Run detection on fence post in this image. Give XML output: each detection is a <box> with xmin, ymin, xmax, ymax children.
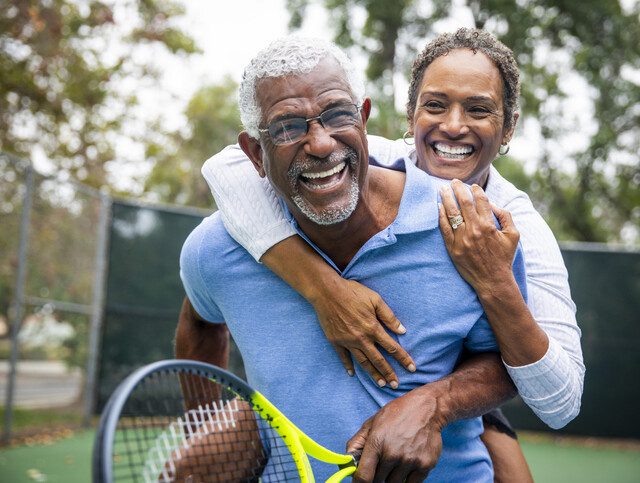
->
<box><xmin>2</xmin><ymin>162</ymin><xmax>34</xmax><ymax>444</ymax></box>
<box><xmin>82</xmin><ymin>192</ymin><xmax>111</xmax><ymax>426</ymax></box>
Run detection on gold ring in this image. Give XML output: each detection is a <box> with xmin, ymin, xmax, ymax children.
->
<box><xmin>448</xmin><ymin>214</ymin><xmax>464</xmax><ymax>230</ymax></box>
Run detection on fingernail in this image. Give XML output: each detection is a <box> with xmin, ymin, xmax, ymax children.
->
<box><xmin>347</xmin><ymin>369</ymin><xmax>354</xmax><ymax>377</ymax></box>
<box><xmin>408</xmin><ymin>363</ymin><xmax>416</xmax><ymax>372</ymax></box>
<box><xmin>397</xmin><ymin>323</ymin><xmax>406</xmax><ymax>334</ymax></box>
<box><xmin>390</xmin><ymin>380</ymin><xmax>398</xmax><ymax>389</ymax></box>
<box><xmin>377</xmin><ymin>378</ymin><xmax>386</xmax><ymax>387</ymax></box>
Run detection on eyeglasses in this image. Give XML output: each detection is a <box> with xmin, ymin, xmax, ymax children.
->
<box><xmin>259</xmin><ymin>103</ymin><xmax>362</xmax><ymax>146</ymax></box>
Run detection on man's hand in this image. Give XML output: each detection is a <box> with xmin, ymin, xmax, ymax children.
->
<box><xmin>311</xmin><ymin>278</ymin><xmax>416</xmax><ymax>388</ymax></box>
<box><xmin>346</xmin><ymin>385</ymin><xmax>445</xmax><ymax>482</ymax></box>
<box><xmin>346</xmin><ymin>353</ymin><xmax>517</xmax><ymax>482</ymax></box>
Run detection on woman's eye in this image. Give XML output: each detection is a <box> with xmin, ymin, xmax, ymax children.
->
<box><xmin>423</xmin><ymin>101</ymin><xmax>444</xmax><ymax>110</ymax></box>
<box><xmin>469</xmin><ymin>106</ymin><xmax>492</xmax><ymax>116</ymax></box>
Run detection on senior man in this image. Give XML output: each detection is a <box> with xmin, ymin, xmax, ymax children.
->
<box><xmin>177</xmin><ymin>36</ymin><xmax>528</xmax><ymax>482</ymax></box>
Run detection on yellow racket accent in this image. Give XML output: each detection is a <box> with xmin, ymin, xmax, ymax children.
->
<box><xmin>250</xmin><ymin>391</ymin><xmax>357</xmax><ymax>482</ymax></box>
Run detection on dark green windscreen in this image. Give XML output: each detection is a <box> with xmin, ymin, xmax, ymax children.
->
<box><xmin>96</xmin><ymin>201</ymin><xmax>246</xmax><ymax>412</ymax></box>
<box><xmin>502</xmin><ymin>246</ymin><xmax>640</xmax><ymax>439</ymax></box>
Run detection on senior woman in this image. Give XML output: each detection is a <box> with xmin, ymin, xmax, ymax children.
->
<box><xmin>200</xmin><ymin>29</ymin><xmax>584</xmax><ymax>480</ymax></box>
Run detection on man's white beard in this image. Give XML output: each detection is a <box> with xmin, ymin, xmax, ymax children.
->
<box><xmin>291</xmin><ymin>169</ymin><xmax>359</xmax><ymax>225</ymax></box>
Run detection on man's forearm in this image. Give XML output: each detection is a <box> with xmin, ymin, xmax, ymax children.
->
<box><xmin>175</xmin><ymin>297</ymin><xmax>230</xmax><ymax>411</ymax></box>
<box><xmin>175</xmin><ymin>297</ymin><xmax>230</xmax><ymax>369</ymax></box>
<box><xmin>424</xmin><ymin>352</ymin><xmax>516</xmax><ymax>428</ymax></box>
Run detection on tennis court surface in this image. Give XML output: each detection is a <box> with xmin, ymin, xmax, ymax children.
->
<box><xmin>1</xmin><ymin>430</ymin><xmax>639</xmax><ymax>482</ymax></box>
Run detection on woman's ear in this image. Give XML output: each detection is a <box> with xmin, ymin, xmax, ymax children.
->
<box><xmin>238</xmin><ymin>131</ymin><xmax>266</xmax><ymax>178</ymax></box>
<box><xmin>503</xmin><ymin>112</ymin><xmax>520</xmax><ymax>144</ymax></box>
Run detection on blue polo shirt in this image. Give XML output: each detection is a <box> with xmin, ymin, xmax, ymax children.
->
<box><xmin>180</xmin><ymin>158</ymin><xmax>528</xmax><ymax>481</ymax></box>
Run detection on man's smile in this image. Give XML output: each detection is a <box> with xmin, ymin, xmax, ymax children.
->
<box><xmin>299</xmin><ymin>161</ymin><xmax>347</xmax><ymax>190</ymax></box>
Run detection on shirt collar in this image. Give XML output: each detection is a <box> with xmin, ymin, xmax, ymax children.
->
<box><xmin>389</xmin><ymin>156</ymin><xmax>440</xmax><ymax>234</ymax></box>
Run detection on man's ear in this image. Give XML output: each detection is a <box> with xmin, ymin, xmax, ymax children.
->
<box><xmin>360</xmin><ymin>97</ymin><xmax>372</xmax><ymax>126</ymax></box>
<box><xmin>238</xmin><ymin>131</ymin><xmax>267</xmax><ymax>178</ymax></box>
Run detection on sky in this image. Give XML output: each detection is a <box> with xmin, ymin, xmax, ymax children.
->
<box><xmin>145</xmin><ymin>0</ymin><xmax>475</xmax><ymax>129</ymax></box>
<box><xmin>146</xmin><ymin>0</ymin><xmax>331</xmax><ymax>131</ymax></box>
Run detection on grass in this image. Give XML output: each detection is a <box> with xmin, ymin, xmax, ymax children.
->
<box><xmin>0</xmin><ymin>406</ymin><xmax>82</xmax><ymax>432</ymax></box>
<box><xmin>520</xmin><ymin>433</ymin><xmax>640</xmax><ymax>483</ymax></box>
<box><xmin>0</xmin><ymin>430</ymin><xmax>93</xmax><ymax>483</ymax></box>
<box><xmin>0</xmin><ymin>430</ymin><xmax>639</xmax><ymax>482</ymax></box>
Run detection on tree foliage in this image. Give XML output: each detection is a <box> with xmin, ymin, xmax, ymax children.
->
<box><xmin>286</xmin><ymin>0</ymin><xmax>640</xmax><ymax>243</ymax></box>
<box><xmin>143</xmin><ymin>76</ymin><xmax>241</xmax><ymax>208</ymax></box>
<box><xmin>0</xmin><ymin>0</ymin><xmax>197</xmax><ymax>189</ymax></box>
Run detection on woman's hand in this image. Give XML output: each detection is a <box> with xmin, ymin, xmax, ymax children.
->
<box><xmin>438</xmin><ymin>179</ymin><xmax>520</xmax><ymax>297</ymax></box>
<box><xmin>438</xmin><ymin>180</ymin><xmax>549</xmax><ymax>366</ymax></box>
<box><xmin>262</xmin><ymin>236</ymin><xmax>415</xmax><ymax>388</ymax></box>
<box><xmin>310</xmin><ymin>278</ymin><xmax>416</xmax><ymax>388</ymax></box>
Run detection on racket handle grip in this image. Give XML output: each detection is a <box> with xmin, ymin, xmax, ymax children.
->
<box><xmin>337</xmin><ymin>450</ymin><xmax>361</xmax><ymax>471</ymax></box>
<box><xmin>349</xmin><ymin>450</ymin><xmax>362</xmax><ymax>465</ymax></box>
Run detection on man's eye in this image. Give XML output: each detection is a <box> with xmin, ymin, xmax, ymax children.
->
<box><xmin>324</xmin><ymin>107</ymin><xmax>357</xmax><ymax>127</ymax></box>
<box><xmin>271</xmin><ymin>120</ymin><xmax>305</xmax><ymax>141</ymax></box>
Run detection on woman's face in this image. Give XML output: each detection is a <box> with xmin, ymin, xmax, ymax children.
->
<box><xmin>411</xmin><ymin>48</ymin><xmax>517</xmax><ymax>187</ymax></box>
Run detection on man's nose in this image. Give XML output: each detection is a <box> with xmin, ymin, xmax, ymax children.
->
<box><xmin>439</xmin><ymin>106</ymin><xmax>470</xmax><ymax>138</ymax></box>
<box><xmin>303</xmin><ymin>120</ymin><xmax>337</xmax><ymax>158</ymax></box>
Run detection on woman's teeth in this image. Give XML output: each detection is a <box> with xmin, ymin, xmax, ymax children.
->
<box><xmin>433</xmin><ymin>142</ymin><xmax>473</xmax><ymax>158</ymax></box>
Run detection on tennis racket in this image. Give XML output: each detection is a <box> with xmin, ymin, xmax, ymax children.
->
<box><xmin>93</xmin><ymin>359</ymin><xmax>359</xmax><ymax>482</ymax></box>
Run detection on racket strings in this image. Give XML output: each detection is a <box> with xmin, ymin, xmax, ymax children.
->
<box><xmin>110</xmin><ymin>368</ymin><xmax>300</xmax><ymax>482</ymax></box>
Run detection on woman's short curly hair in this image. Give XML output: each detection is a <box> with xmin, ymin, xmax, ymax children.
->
<box><xmin>406</xmin><ymin>28</ymin><xmax>520</xmax><ymax>131</ymax></box>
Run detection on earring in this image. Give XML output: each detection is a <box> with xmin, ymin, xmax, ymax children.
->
<box><xmin>499</xmin><ymin>143</ymin><xmax>510</xmax><ymax>155</ymax></box>
<box><xmin>403</xmin><ymin>131</ymin><xmax>415</xmax><ymax>146</ymax></box>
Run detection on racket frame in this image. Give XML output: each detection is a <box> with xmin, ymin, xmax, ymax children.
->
<box><xmin>94</xmin><ymin>359</ymin><xmax>357</xmax><ymax>483</ymax></box>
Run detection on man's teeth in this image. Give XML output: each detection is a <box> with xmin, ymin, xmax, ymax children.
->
<box><xmin>301</xmin><ymin>162</ymin><xmax>346</xmax><ymax>179</ymax></box>
<box><xmin>434</xmin><ymin>143</ymin><xmax>473</xmax><ymax>157</ymax></box>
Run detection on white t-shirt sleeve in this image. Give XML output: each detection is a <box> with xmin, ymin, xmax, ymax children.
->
<box><xmin>486</xmin><ymin>166</ymin><xmax>585</xmax><ymax>429</ymax></box>
<box><xmin>201</xmin><ymin>145</ymin><xmax>295</xmax><ymax>261</ymax></box>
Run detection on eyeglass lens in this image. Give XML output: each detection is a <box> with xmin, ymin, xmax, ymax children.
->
<box><xmin>268</xmin><ymin>104</ymin><xmax>360</xmax><ymax>145</ymax></box>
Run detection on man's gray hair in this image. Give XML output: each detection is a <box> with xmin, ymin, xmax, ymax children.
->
<box><xmin>238</xmin><ymin>36</ymin><xmax>365</xmax><ymax>139</ymax></box>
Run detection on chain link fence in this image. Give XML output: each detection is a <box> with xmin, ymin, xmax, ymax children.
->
<box><xmin>0</xmin><ymin>153</ymin><xmax>109</xmax><ymax>443</ymax></box>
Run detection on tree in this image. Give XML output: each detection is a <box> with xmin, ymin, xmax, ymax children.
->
<box><xmin>143</xmin><ymin>76</ymin><xmax>242</xmax><ymax>208</ymax></box>
<box><xmin>0</xmin><ymin>1</ymin><xmax>198</xmax><ymax>366</ymax></box>
<box><xmin>0</xmin><ymin>0</ymin><xmax>198</xmax><ymax>190</ymax></box>
<box><xmin>286</xmin><ymin>0</ymin><xmax>640</xmax><ymax>243</ymax></box>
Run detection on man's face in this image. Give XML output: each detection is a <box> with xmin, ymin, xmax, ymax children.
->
<box><xmin>247</xmin><ymin>57</ymin><xmax>370</xmax><ymax>226</ymax></box>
